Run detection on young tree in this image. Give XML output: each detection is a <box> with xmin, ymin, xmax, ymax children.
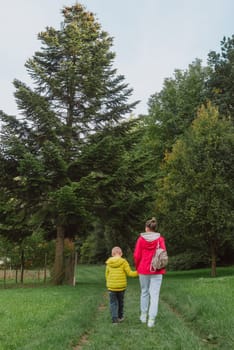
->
<box><xmin>156</xmin><ymin>103</ymin><xmax>234</xmax><ymax>276</ymax></box>
<box><xmin>0</xmin><ymin>4</ymin><xmax>138</xmax><ymax>284</ymax></box>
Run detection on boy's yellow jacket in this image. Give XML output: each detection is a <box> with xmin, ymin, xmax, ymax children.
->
<box><xmin>105</xmin><ymin>256</ymin><xmax>138</xmax><ymax>291</ymax></box>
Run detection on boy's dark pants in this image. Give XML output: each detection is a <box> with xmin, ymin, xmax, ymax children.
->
<box><xmin>109</xmin><ymin>290</ymin><xmax>125</xmax><ymax>322</ymax></box>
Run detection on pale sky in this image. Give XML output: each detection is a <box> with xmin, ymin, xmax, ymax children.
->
<box><xmin>0</xmin><ymin>0</ymin><xmax>233</xmax><ymax>117</ymax></box>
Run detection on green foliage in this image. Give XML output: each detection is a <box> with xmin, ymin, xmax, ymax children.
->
<box><xmin>147</xmin><ymin>59</ymin><xmax>209</xmax><ymax>154</ymax></box>
<box><xmin>48</xmin><ymin>184</ymin><xmax>86</xmax><ymax>226</ymax></box>
<box><xmin>0</xmin><ymin>4</ymin><xmax>233</xmax><ymax>277</ymax></box>
<box><xmin>156</xmin><ymin>103</ymin><xmax>234</xmax><ymax>273</ymax></box>
<box><xmin>0</xmin><ymin>233</ymin><xmax>55</xmax><ymax>271</ymax></box>
<box><xmin>0</xmin><ymin>3</ymin><xmax>139</xmax><ymax>275</ymax></box>
<box><xmin>207</xmin><ymin>35</ymin><xmax>234</xmax><ymax>121</ymax></box>
<box><xmin>168</xmin><ymin>251</ymin><xmax>209</xmax><ymax>271</ymax></box>
<box><xmin>79</xmin><ymin>233</ymin><xmax>106</xmax><ymax>264</ymax></box>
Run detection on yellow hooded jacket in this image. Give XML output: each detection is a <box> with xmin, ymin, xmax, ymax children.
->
<box><xmin>105</xmin><ymin>256</ymin><xmax>138</xmax><ymax>292</ymax></box>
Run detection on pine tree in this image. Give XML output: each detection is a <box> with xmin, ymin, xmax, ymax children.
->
<box><xmin>0</xmin><ymin>4</ymin><xmax>138</xmax><ymax>284</ymax></box>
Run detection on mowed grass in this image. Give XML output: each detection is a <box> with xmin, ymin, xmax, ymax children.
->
<box><xmin>160</xmin><ymin>268</ymin><xmax>234</xmax><ymax>349</ymax></box>
<box><xmin>0</xmin><ymin>266</ymin><xmax>106</xmax><ymax>350</ymax></box>
<box><xmin>0</xmin><ymin>265</ymin><xmax>233</xmax><ymax>350</ymax></box>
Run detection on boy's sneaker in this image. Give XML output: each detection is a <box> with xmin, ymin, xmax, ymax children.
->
<box><xmin>112</xmin><ymin>318</ymin><xmax>119</xmax><ymax>324</ymax></box>
<box><xmin>140</xmin><ymin>313</ymin><xmax>147</xmax><ymax>323</ymax></box>
<box><xmin>118</xmin><ymin>317</ymin><xmax>124</xmax><ymax>322</ymax></box>
<box><xmin>147</xmin><ymin>319</ymin><xmax>155</xmax><ymax>328</ymax></box>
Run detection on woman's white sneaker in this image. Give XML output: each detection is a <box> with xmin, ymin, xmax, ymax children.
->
<box><xmin>148</xmin><ymin>319</ymin><xmax>155</xmax><ymax>327</ymax></box>
<box><xmin>140</xmin><ymin>313</ymin><xmax>147</xmax><ymax>323</ymax></box>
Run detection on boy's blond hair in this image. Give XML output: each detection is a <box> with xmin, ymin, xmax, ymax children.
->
<box><xmin>111</xmin><ymin>246</ymin><xmax>123</xmax><ymax>256</ymax></box>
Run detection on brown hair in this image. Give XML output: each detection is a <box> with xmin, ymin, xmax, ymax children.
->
<box><xmin>145</xmin><ymin>217</ymin><xmax>157</xmax><ymax>231</ymax></box>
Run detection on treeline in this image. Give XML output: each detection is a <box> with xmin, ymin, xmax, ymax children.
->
<box><xmin>0</xmin><ymin>235</ymin><xmax>53</xmax><ymax>285</ymax></box>
<box><xmin>0</xmin><ymin>4</ymin><xmax>233</xmax><ymax>283</ymax></box>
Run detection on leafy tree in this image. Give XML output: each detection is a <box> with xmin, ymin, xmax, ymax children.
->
<box><xmin>127</xmin><ymin>60</ymin><xmax>210</xmax><ymax>230</ymax></box>
<box><xmin>156</xmin><ymin>103</ymin><xmax>234</xmax><ymax>276</ymax></box>
<box><xmin>207</xmin><ymin>35</ymin><xmax>234</xmax><ymax>121</ymax></box>
<box><xmin>0</xmin><ymin>4</ymin><xmax>138</xmax><ymax>284</ymax></box>
<box><xmin>147</xmin><ymin>59</ymin><xmax>209</xmax><ymax>157</ymax></box>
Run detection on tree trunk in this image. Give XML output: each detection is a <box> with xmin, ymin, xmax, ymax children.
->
<box><xmin>3</xmin><ymin>265</ymin><xmax>6</xmax><ymax>288</ymax></box>
<box><xmin>44</xmin><ymin>252</ymin><xmax>47</xmax><ymax>283</ymax></box>
<box><xmin>210</xmin><ymin>240</ymin><xmax>217</xmax><ymax>277</ymax></box>
<box><xmin>73</xmin><ymin>251</ymin><xmax>78</xmax><ymax>287</ymax></box>
<box><xmin>20</xmin><ymin>249</ymin><xmax>25</xmax><ymax>283</ymax></box>
<box><xmin>53</xmin><ymin>225</ymin><xmax>65</xmax><ymax>285</ymax></box>
<box><xmin>64</xmin><ymin>253</ymin><xmax>75</xmax><ymax>286</ymax></box>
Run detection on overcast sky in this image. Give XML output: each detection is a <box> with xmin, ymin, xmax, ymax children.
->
<box><xmin>0</xmin><ymin>0</ymin><xmax>233</xmax><ymax>117</ymax></box>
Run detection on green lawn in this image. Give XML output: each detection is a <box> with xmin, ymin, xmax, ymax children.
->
<box><xmin>0</xmin><ymin>265</ymin><xmax>233</xmax><ymax>350</ymax></box>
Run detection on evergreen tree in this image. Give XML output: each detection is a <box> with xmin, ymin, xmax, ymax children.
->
<box><xmin>0</xmin><ymin>4</ymin><xmax>138</xmax><ymax>284</ymax></box>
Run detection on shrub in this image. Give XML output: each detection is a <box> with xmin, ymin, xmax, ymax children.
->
<box><xmin>168</xmin><ymin>250</ymin><xmax>209</xmax><ymax>270</ymax></box>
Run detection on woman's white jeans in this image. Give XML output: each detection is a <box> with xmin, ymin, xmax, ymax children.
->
<box><xmin>139</xmin><ymin>274</ymin><xmax>163</xmax><ymax>320</ymax></box>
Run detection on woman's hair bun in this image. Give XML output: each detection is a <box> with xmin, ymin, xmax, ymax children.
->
<box><xmin>145</xmin><ymin>217</ymin><xmax>157</xmax><ymax>230</ymax></box>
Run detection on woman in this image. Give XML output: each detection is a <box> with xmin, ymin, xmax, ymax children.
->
<box><xmin>133</xmin><ymin>217</ymin><xmax>166</xmax><ymax>327</ymax></box>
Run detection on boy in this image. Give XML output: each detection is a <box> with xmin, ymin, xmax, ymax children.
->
<box><xmin>105</xmin><ymin>246</ymin><xmax>138</xmax><ymax>323</ymax></box>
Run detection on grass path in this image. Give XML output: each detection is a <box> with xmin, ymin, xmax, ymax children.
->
<box><xmin>74</xmin><ymin>284</ymin><xmax>210</xmax><ymax>350</ymax></box>
<box><xmin>74</xmin><ymin>281</ymin><xmax>209</xmax><ymax>350</ymax></box>
<box><xmin>72</xmin><ymin>266</ymin><xmax>234</xmax><ymax>350</ymax></box>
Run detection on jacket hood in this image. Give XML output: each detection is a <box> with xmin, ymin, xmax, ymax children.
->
<box><xmin>105</xmin><ymin>256</ymin><xmax>125</xmax><ymax>268</ymax></box>
<box><xmin>139</xmin><ymin>232</ymin><xmax>161</xmax><ymax>251</ymax></box>
<box><xmin>140</xmin><ymin>232</ymin><xmax>160</xmax><ymax>242</ymax></box>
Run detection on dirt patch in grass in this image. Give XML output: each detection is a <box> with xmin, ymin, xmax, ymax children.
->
<box><xmin>73</xmin><ymin>333</ymin><xmax>90</xmax><ymax>350</ymax></box>
<box><xmin>73</xmin><ymin>292</ymin><xmax>108</xmax><ymax>349</ymax></box>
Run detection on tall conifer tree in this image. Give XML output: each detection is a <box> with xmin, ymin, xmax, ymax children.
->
<box><xmin>0</xmin><ymin>4</ymin><xmax>138</xmax><ymax>284</ymax></box>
